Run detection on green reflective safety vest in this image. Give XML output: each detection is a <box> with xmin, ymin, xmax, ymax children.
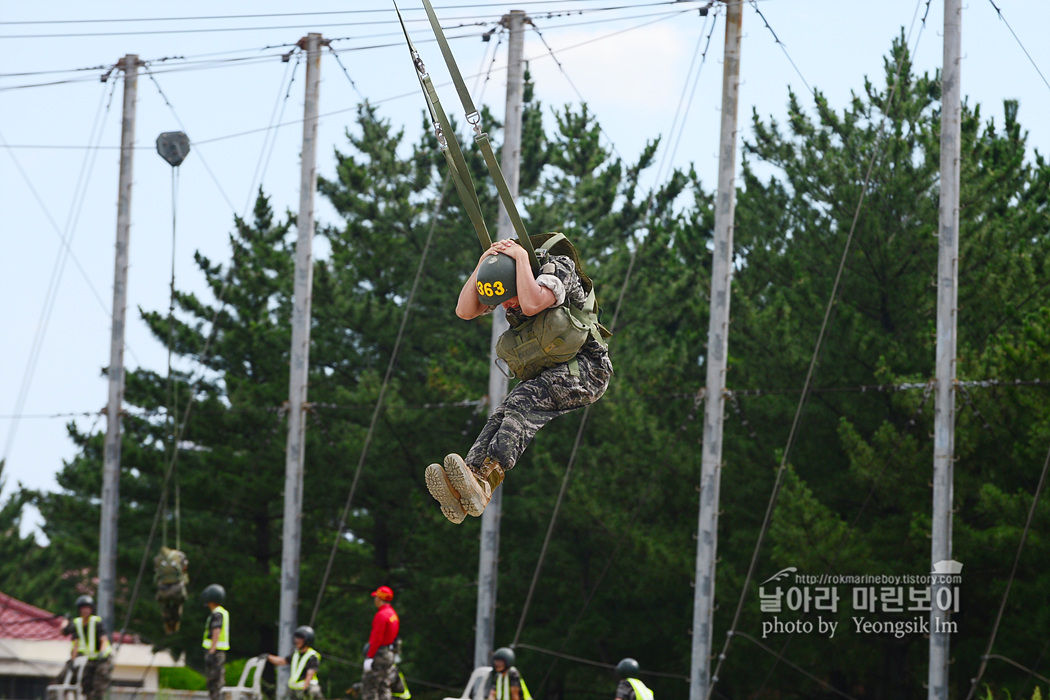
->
<box><xmin>391</xmin><ymin>670</ymin><xmax>411</xmax><ymax>699</ymax></box>
<box><xmin>289</xmin><ymin>648</ymin><xmax>321</xmax><ymax>690</ymax></box>
<box><xmin>73</xmin><ymin>616</ymin><xmax>110</xmax><ymax>660</ymax></box>
<box><xmin>201</xmin><ymin>606</ymin><xmax>230</xmax><ymax>650</ymax></box>
<box><xmin>626</xmin><ymin>678</ymin><xmax>654</xmax><ymax>700</ymax></box>
<box><xmin>493</xmin><ymin>668</ymin><xmax>532</xmax><ymax>700</ymax></box>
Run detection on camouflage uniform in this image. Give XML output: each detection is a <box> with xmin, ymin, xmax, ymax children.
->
<box><xmin>204</xmin><ymin>650</ymin><xmax>226</xmax><ymax>700</ymax></box>
<box><xmin>82</xmin><ymin>657</ymin><xmax>113</xmax><ymax>700</ymax></box>
<box><xmin>360</xmin><ymin>645</ymin><xmax>396</xmax><ymax>700</ymax></box>
<box><xmin>466</xmin><ymin>251</ymin><xmax>613</xmax><ymax>473</ymax></box>
<box><xmin>154</xmin><ymin>547</ymin><xmax>189</xmax><ymax>634</ymax></box>
<box><xmin>63</xmin><ymin>614</ymin><xmax>112</xmax><ymax>700</ymax></box>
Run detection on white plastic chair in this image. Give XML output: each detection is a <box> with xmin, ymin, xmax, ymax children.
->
<box><xmin>443</xmin><ymin>665</ymin><xmax>492</xmax><ymax>700</ymax></box>
<box><xmin>46</xmin><ymin>656</ymin><xmax>87</xmax><ymax>700</ymax></box>
<box><xmin>222</xmin><ymin>656</ymin><xmax>266</xmax><ymax>700</ymax></box>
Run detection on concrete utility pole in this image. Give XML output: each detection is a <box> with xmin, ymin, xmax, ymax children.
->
<box><xmin>98</xmin><ymin>54</ymin><xmax>138</xmax><ymax>635</ymax></box>
<box><xmin>929</xmin><ymin>1</ymin><xmax>961</xmax><ymax>698</ymax></box>
<box><xmin>278</xmin><ymin>32</ymin><xmax>322</xmax><ymax>700</ymax></box>
<box><xmin>690</xmin><ymin>3</ymin><xmax>742</xmax><ymax>700</ymax></box>
<box><xmin>474</xmin><ymin>9</ymin><xmax>526</xmax><ymax>669</ymax></box>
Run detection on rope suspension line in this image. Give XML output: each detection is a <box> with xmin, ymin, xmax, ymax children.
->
<box><xmin>394</xmin><ymin>0</ymin><xmax>540</xmax><ymax>270</ymax></box>
<box><xmin>0</xmin><ymin>76</ymin><xmax>120</xmax><ymax>474</ymax></box>
<box><xmin>308</xmin><ymin>175</ymin><xmax>452</xmax><ymax>626</ymax></box>
<box><xmin>510</xmin><ymin>3</ymin><xmax>718</xmax><ymax>652</ymax></box>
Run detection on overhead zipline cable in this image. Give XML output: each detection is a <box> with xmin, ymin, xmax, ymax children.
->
<box><xmin>0</xmin><ymin>2</ymin><xmax>704</xmax><ymax>26</ymax></box>
<box><xmin>963</xmin><ymin>439</ymin><xmax>1050</xmax><ymax>700</ymax></box>
<box><xmin>308</xmin><ymin>14</ymin><xmax>512</xmax><ymax>618</ymax></box>
<box><xmin>308</xmin><ymin>176</ymin><xmax>451</xmax><ymax>627</ymax></box>
<box><xmin>143</xmin><ymin>63</ymin><xmax>237</xmax><ymax>211</ymax></box>
<box><xmin>0</xmin><ymin>76</ymin><xmax>122</xmax><ymax>477</ymax></box>
<box><xmin>114</xmin><ymin>61</ymin><xmax>284</xmax><ymax>650</ymax></box>
<box><xmin>243</xmin><ymin>48</ymin><xmax>301</xmax><ymax>216</ymax></box>
<box><xmin>511</xmin><ymin>6</ymin><xmax>717</xmax><ymax>647</ymax></box>
<box><xmin>660</xmin><ymin>3</ymin><xmax>718</xmax><ymax>184</ymax></box>
<box><xmin>984</xmin><ymin>0</ymin><xmax>1050</xmax><ymax>94</ymax></box>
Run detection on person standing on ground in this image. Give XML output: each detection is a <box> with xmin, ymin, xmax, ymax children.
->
<box><xmin>613</xmin><ymin>658</ymin><xmax>653</xmax><ymax>700</ymax></box>
<box><xmin>361</xmin><ymin>586</ymin><xmax>400</xmax><ymax>700</ymax></box>
<box><xmin>201</xmin><ymin>584</ymin><xmax>230</xmax><ymax>700</ymax></box>
<box><xmin>485</xmin><ymin>647</ymin><xmax>531</xmax><ymax>700</ymax></box>
<box><xmin>267</xmin><ymin>625</ymin><xmax>323</xmax><ymax>699</ymax></box>
<box><xmin>64</xmin><ymin>594</ymin><xmax>112</xmax><ymax>700</ymax></box>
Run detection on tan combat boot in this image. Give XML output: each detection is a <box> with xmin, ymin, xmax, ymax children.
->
<box><xmin>441</xmin><ymin>454</ymin><xmax>505</xmax><ymax>517</ymax></box>
<box><xmin>424</xmin><ymin>461</ymin><xmax>467</xmax><ymax>524</ymax></box>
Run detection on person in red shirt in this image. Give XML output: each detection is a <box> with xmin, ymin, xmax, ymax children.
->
<box><xmin>361</xmin><ymin>586</ymin><xmax>400</xmax><ymax>700</ymax></box>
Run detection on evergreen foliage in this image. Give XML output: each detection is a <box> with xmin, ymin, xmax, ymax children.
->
<box><xmin>3</xmin><ymin>40</ymin><xmax>1050</xmax><ymax>700</ymax></box>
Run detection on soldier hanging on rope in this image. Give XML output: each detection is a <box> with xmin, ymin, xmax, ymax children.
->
<box><xmin>425</xmin><ymin>235</ymin><xmax>612</xmax><ymax>523</ymax></box>
<box><xmin>154</xmin><ymin>546</ymin><xmax>189</xmax><ymax>634</ymax></box>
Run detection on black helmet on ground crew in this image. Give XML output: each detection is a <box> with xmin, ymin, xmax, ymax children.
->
<box><xmin>294</xmin><ymin>625</ymin><xmax>315</xmax><ymax>646</ymax></box>
<box><xmin>490</xmin><ymin>647</ymin><xmax>515</xmax><ymax>668</ymax></box>
<box><xmin>476</xmin><ymin>253</ymin><xmax>517</xmax><ymax>305</ymax></box>
<box><xmin>75</xmin><ymin>595</ymin><xmax>94</xmax><ymax>612</ymax></box>
<box><xmin>616</xmin><ymin>658</ymin><xmax>640</xmax><ymax>679</ymax></box>
<box><xmin>201</xmin><ymin>584</ymin><xmax>226</xmax><ymax>604</ymax></box>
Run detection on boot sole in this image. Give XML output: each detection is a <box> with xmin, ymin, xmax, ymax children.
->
<box><xmin>443</xmin><ymin>454</ymin><xmax>487</xmax><ymax>517</ymax></box>
<box><xmin>424</xmin><ymin>463</ymin><xmax>466</xmax><ymax>524</ymax></box>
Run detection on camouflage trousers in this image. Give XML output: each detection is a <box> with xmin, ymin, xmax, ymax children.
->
<box><xmin>204</xmin><ymin>651</ymin><xmax>226</xmax><ymax>700</ymax></box>
<box><xmin>81</xmin><ymin>657</ymin><xmax>112</xmax><ymax>700</ymax></box>
<box><xmin>292</xmin><ymin>685</ymin><xmax>324</xmax><ymax>700</ymax></box>
<box><xmin>360</xmin><ymin>646</ymin><xmax>396</xmax><ymax>700</ymax></box>
<box><xmin>466</xmin><ymin>351</ymin><xmax>612</xmax><ymax>472</ymax></box>
<box><xmin>156</xmin><ymin>582</ymin><xmax>187</xmax><ymax>634</ymax></box>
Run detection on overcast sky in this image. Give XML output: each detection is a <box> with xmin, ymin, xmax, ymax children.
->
<box><xmin>2</xmin><ymin>0</ymin><xmax>1049</xmax><ymax>533</ymax></box>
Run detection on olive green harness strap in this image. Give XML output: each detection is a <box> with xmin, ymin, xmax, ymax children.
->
<box><xmin>394</xmin><ymin>1</ymin><xmax>491</xmax><ymax>250</ymax></box>
<box><xmin>398</xmin><ymin>0</ymin><xmax>539</xmax><ymax>272</ymax></box>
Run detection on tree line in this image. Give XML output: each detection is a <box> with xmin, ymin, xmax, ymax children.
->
<box><xmin>3</xmin><ymin>37</ymin><xmax>1050</xmax><ymax>700</ymax></box>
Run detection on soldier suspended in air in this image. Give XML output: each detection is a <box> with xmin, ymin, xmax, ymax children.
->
<box><xmin>426</xmin><ymin>235</ymin><xmax>612</xmax><ymax>523</ymax></box>
<box><xmin>154</xmin><ymin>546</ymin><xmax>189</xmax><ymax>634</ymax></box>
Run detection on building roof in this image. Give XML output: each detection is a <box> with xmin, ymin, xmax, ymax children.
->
<box><xmin>0</xmin><ymin>591</ymin><xmax>67</xmax><ymax>640</ymax></box>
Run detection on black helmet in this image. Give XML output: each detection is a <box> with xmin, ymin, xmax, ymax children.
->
<box><xmin>75</xmin><ymin>595</ymin><xmax>94</xmax><ymax>612</ymax></box>
<box><xmin>476</xmin><ymin>253</ymin><xmax>517</xmax><ymax>305</ymax></box>
<box><xmin>201</xmin><ymin>584</ymin><xmax>226</xmax><ymax>604</ymax></box>
<box><xmin>294</xmin><ymin>625</ymin><xmax>315</xmax><ymax>646</ymax></box>
<box><xmin>616</xmin><ymin>658</ymin><xmax>640</xmax><ymax>679</ymax></box>
<box><xmin>490</xmin><ymin>647</ymin><xmax>515</xmax><ymax>668</ymax></box>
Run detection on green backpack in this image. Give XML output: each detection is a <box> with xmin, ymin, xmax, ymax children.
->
<box><xmin>495</xmin><ymin>233</ymin><xmax>611</xmax><ymax>381</ymax></box>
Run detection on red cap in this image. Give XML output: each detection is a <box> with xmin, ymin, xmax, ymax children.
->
<box><xmin>371</xmin><ymin>586</ymin><xmax>394</xmax><ymax>601</ymax></box>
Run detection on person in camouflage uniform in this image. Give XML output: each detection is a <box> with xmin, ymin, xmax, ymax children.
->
<box><xmin>426</xmin><ymin>237</ymin><xmax>613</xmax><ymax>523</ymax></box>
<box><xmin>613</xmin><ymin>658</ymin><xmax>653</xmax><ymax>700</ymax></box>
<box><xmin>62</xmin><ymin>595</ymin><xmax>112</xmax><ymax>700</ymax></box>
<box><xmin>154</xmin><ymin>546</ymin><xmax>190</xmax><ymax>634</ymax></box>
<box><xmin>201</xmin><ymin>584</ymin><xmax>230</xmax><ymax>700</ymax></box>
